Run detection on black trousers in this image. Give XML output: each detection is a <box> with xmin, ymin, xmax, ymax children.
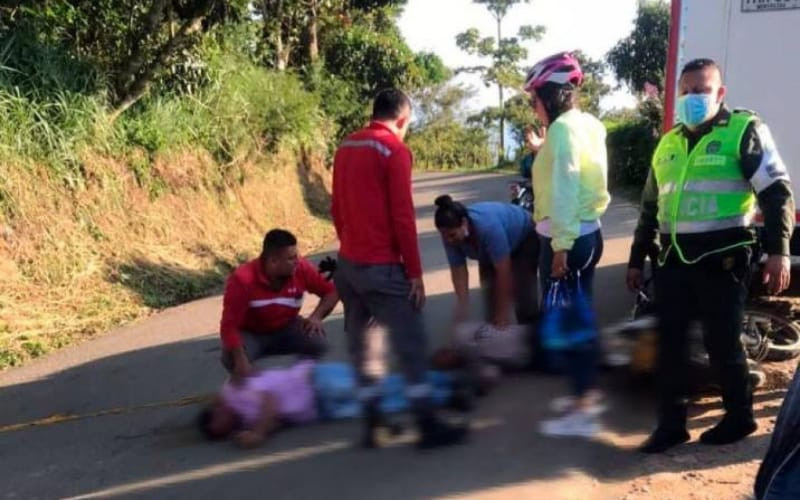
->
<box><xmin>655</xmin><ymin>248</ymin><xmax>753</xmax><ymax>430</ymax></box>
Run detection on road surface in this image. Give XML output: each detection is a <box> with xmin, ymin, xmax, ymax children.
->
<box><xmin>0</xmin><ymin>172</ymin><xmax>776</xmax><ymax>500</ymax></box>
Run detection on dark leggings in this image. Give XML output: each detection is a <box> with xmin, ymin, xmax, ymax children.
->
<box><xmin>539</xmin><ymin>229</ymin><xmax>603</xmax><ymax>397</ymax></box>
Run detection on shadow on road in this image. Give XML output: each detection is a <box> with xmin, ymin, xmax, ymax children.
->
<box><xmin>0</xmin><ymin>283</ymin><xmax>783</xmax><ymax>499</ymax></box>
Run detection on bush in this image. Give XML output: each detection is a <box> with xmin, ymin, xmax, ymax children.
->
<box><xmin>606</xmin><ymin>119</ymin><xmax>659</xmax><ymax>187</ymax></box>
<box><xmin>407</xmin><ymin>122</ymin><xmax>493</xmax><ymax>170</ymax></box>
<box><xmin>605</xmin><ymin>100</ymin><xmax>663</xmax><ymax>187</ymax></box>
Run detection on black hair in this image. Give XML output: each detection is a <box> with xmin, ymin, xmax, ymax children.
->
<box><xmin>535</xmin><ymin>82</ymin><xmax>577</xmax><ymax>124</ymax></box>
<box><xmin>434</xmin><ymin>195</ymin><xmax>469</xmax><ymax>230</ymax></box>
<box><xmin>372</xmin><ymin>88</ymin><xmax>411</xmax><ymax>121</ymax></box>
<box><xmin>197</xmin><ymin>403</ymin><xmax>242</xmax><ymax>441</ymax></box>
<box><xmin>261</xmin><ymin>229</ymin><xmax>297</xmax><ymax>259</ymax></box>
<box><xmin>680</xmin><ymin>58</ymin><xmax>721</xmax><ymax>77</ymax></box>
<box><xmin>197</xmin><ymin>406</ymin><xmax>223</xmax><ymax>441</ymax></box>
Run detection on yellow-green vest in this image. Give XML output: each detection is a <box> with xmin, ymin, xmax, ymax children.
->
<box><xmin>652</xmin><ymin>110</ymin><xmax>757</xmax><ymax>264</ymax></box>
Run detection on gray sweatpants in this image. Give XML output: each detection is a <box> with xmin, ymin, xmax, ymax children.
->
<box><xmin>220</xmin><ymin>318</ymin><xmax>327</xmax><ymax>372</ymax></box>
<box><xmin>334</xmin><ymin>257</ymin><xmax>431</xmax><ymax>410</ymax></box>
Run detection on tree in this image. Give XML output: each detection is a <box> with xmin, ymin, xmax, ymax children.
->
<box><xmin>456</xmin><ymin>0</ymin><xmax>545</xmax><ymax>163</ymax></box>
<box><xmin>606</xmin><ymin>0</ymin><xmax>670</xmax><ymax>93</ymax></box>
<box><xmin>573</xmin><ymin>50</ymin><xmax>611</xmax><ymax>116</ymax></box>
<box><xmin>0</xmin><ymin>0</ymin><xmax>250</xmax><ymax>118</ymax></box>
<box><xmin>254</xmin><ymin>0</ymin><xmax>406</xmax><ymax>71</ymax></box>
<box><xmin>407</xmin><ymin>84</ymin><xmax>493</xmax><ymax>170</ymax></box>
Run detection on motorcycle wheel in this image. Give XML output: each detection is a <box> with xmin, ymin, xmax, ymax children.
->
<box><xmin>742</xmin><ymin>306</ymin><xmax>800</xmax><ymax>362</ymax></box>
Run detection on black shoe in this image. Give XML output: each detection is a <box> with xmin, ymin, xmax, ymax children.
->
<box><xmin>639</xmin><ymin>427</ymin><xmax>691</xmax><ymax>454</ymax></box>
<box><xmin>700</xmin><ymin>415</ymin><xmax>757</xmax><ymax>445</ymax></box>
<box><xmin>416</xmin><ymin>414</ymin><xmax>469</xmax><ymax>449</ymax></box>
<box><xmin>361</xmin><ymin>409</ymin><xmax>404</xmax><ymax>449</ymax></box>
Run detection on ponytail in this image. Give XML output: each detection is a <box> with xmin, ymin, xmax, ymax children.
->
<box><xmin>434</xmin><ymin>195</ymin><xmax>468</xmax><ymax>230</ymax></box>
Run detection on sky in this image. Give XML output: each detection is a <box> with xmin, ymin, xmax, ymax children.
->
<box><xmin>398</xmin><ymin>0</ymin><xmax>641</xmax><ymax>112</ymax></box>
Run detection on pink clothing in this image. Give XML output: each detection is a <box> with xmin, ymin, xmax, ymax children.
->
<box><xmin>220</xmin><ymin>360</ymin><xmax>317</xmax><ymax>427</ymax></box>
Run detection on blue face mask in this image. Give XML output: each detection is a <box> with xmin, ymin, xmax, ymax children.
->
<box><xmin>677</xmin><ymin>93</ymin><xmax>717</xmax><ymax>128</ymax></box>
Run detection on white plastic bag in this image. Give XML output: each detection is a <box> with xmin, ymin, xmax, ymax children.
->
<box><xmin>454</xmin><ymin>321</ymin><xmax>529</xmax><ymax>368</ymax></box>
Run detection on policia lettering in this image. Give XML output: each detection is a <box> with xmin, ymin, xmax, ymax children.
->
<box><xmin>653</xmin><ymin>111</ymin><xmax>757</xmax><ymax>264</ymax></box>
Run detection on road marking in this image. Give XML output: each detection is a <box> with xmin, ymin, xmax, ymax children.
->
<box><xmin>64</xmin><ymin>441</ymin><xmax>351</xmax><ymax>499</ymax></box>
<box><xmin>0</xmin><ymin>395</ymin><xmax>210</xmax><ymax>433</ymax></box>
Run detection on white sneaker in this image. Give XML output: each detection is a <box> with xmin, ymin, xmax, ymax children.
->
<box><xmin>549</xmin><ymin>394</ymin><xmax>607</xmax><ymax>416</ymax></box>
<box><xmin>539</xmin><ymin>411</ymin><xmax>600</xmax><ymax>438</ymax></box>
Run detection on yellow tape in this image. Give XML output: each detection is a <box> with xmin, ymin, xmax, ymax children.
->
<box><xmin>0</xmin><ymin>394</ymin><xmax>211</xmax><ymax>433</ymax></box>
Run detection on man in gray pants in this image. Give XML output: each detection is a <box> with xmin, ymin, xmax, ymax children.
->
<box><xmin>331</xmin><ymin>89</ymin><xmax>467</xmax><ymax>449</ymax></box>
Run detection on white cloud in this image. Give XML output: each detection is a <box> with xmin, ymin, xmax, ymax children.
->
<box><xmin>398</xmin><ymin>0</ymin><xmax>640</xmax><ymax>112</ymax></box>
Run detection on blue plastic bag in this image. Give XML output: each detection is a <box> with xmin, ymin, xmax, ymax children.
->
<box><xmin>540</xmin><ymin>274</ymin><xmax>597</xmax><ymax>351</ymax></box>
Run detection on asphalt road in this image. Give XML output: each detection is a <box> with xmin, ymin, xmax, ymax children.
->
<box><xmin>1</xmin><ymin>172</ymin><xmax>760</xmax><ymax>500</ymax></box>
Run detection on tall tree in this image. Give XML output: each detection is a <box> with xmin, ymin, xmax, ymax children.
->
<box><xmin>456</xmin><ymin>0</ymin><xmax>544</xmax><ymax>163</ymax></box>
<box><xmin>606</xmin><ymin>0</ymin><xmax>669</xmax><ymax>93</ymax></box>
<box><xmin>573</xmin><ymin>50</ymin><xmax>611</xmax><ymax>116</ymax></box>
<box><xmin>0</xmin><ymin>0</ymin><xmax>250</xmax><ymax>117</ymax></box>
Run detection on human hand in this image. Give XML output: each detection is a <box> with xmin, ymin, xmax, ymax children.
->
<box><xmin>302</xmin><ymin>316</ymin><xmax>326</xmax><ymax>337</ymax></box>
<box><xmin>626</xmin><ymin>268</ymin><xmax>644</xmax><ymax>293</ymax></box>
<box><xmin>524</xmin><ymin>126</ymin><xmax>546</xmax><ymax>152</ymax></box>
<box><xmin>551</xmin><ymin>251</ymin><xmax>568</xmax><ymax>278</ymax></box>
<box><xmin>762</xmin><ymin>255</ymin><xmax>791</xmax><ymax>295</ymax></box>
<box><xmin>232</xmin><ymin>351</ymin><xmax>252</xmax><ymax>386</ymax></box>
<box><xmin>234</xmin><ymin>430</ymin><xmax>264</xmax><ymax>449</ymax></box>
<box><xmin>409</xmin><ymin>278</ymin><xmax>426</xmax><ymax>310</ymax></box>
<box><xmin>492</xmin><ymin>314</ymin><xmax>511</xmax><ymax>330</ymax></box>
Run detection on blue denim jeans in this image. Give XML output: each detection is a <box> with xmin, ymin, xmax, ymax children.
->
<box><xmin>538</xmin><ymin>229</ymin><xmax>603</xmax><ymax>397</ymax></box>
<box><xmin>756</xmin><ymin>363</ymin><xmax>800</xmax><ymax>499</ymax></box>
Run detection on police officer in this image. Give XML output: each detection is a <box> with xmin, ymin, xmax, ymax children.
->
<box><xmin>627</xmin><ymin>58</ymin><xmax>795</xmax><ymax>453</ymax></box>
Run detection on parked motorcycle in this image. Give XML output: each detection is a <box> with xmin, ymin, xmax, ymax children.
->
<box><xmin>510</xmin><ymin>179</ymin><xmax>533</xmax><ymax>212</ymax></box>
<box><xmin>604</xmin><ymin>274</ymin><xmax>800</xmax><ymax>388</ymax></box>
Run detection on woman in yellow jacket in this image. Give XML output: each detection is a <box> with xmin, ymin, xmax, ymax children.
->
<box><xmin>524</xmin><ymin>52</ymin><xmax>611</xmax><ymax>438</ymax></box>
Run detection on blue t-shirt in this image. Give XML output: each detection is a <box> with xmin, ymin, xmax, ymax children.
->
<box><xmin>444</xmin><ymin>202</ymin><xmax>534</xmax><ymax>267</ymax></box>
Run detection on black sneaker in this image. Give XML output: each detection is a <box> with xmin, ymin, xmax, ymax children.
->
<box><xmin>416</xmin><ymin>414</ymin><xmax>469</xmax><ymax>449</ymax></box>
<box><xmin>639</xmin><ymin>427</ymin><xmax>691</xmax><ymax>454</ymax></box>
<box><xmin>361</xmin><ymin>408</ymin><xmax>405</xmax><ymax>449</ymax></box>
<box><xmin>700</xmin><ymin>415</ymin><xmax>757</xmax><ymax>445</ymax></box>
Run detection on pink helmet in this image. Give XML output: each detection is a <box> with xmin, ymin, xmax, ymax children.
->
<box><xmin>524</xmin><ymin>52</ymin><xmax>583</xmax><ymax>92</ymax></box>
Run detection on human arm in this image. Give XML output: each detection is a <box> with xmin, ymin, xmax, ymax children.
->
<box><xmin>234</xmin><ymin>393</ymin><xmax>280</xmax><ymax>448</ymax></box>
<box><xmin>481</xmin><ymin>223</ymin><xmax>514</xmax><ymax>327</ymax></box>
<box><xmin>740</xmin><ymin>121</ymin><xmax>794</xmax><ymax>294</ymax></box>
<box><xmin>386</xmin><ymin>147</ymin><xmax>423</xmax><ymax>280</ymax></box>
<box><xmin>300</xmin><ymin>259</ymin><xmax>340</xmax><ymax>335</ymax></box>
<box><xmin>450</xmin><ymin>264</ymin><xmax>470</xmax><ymax>322</ymax></box>
<box><xmin>548</xmin><ymin>123</ymin><xmax>581</xmax><ymax>253</ymax></box>
<box><xmin>220</xmin><ymin>275</ymin><xmax>253</xmax><ymax>380</ymax></box>
<box><xmin>627</xmin><ymin>169</ymin><xmax>661</xmax><ymax>291</ymax></box>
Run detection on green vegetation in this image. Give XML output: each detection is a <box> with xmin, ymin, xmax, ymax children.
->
<box><xmin>604</xmin><ymin>0</ymin><xmax>670</xmax><ymax>187</ymax></box>
<box><xmin>0</xmin><ymin>0</ymin><xmax>457</xmax><ymax>368</ymax></box>
<box><xmin>0</xmin><ymin>0</ymin><xmax>670</xmax><ymax>367</ymax></box>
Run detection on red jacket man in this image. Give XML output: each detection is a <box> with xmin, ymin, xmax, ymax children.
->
<box><xmin>331</xmin><ymin>88</ymin><xmax>467</xmax><ymax>449</ymax></box>
<box><xmin>219</xmin><ymin>229</ymin><xmax>338</xmax><ymax>381</ymax></box>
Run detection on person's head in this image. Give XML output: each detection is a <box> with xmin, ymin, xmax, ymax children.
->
<box><xmin>524</xmin><ymin>52</ymin><xmax>583</xmax><ymax>125</ymax></box>
<box><xmin>261</xmin><ymin>229</ymin><xmax>299</xmax><ymax>280</ymax></box>
<box><xmin>372</xmin><ymin>88</ymin><xmax>412</xmax><ymax>141</ymax></box>
<box><xmin>677</xmin><ymin>58</ymin><xmax>726</xmax><ymax>130</ymax></box>
<box><xmin>434</xmin><ymin>195</ymin><xmax>469</xmax><ymax>245</ymax></box>
<box><xmin>197</xmin><ymin>398</ymin><xmax>240</xmax><ymax>441</ymax></box>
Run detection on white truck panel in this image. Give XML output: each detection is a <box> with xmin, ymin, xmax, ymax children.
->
<box><xmin>675</xmin><ymin>0</ymin><xmax>800</xmax><ymax>212</ymax></box>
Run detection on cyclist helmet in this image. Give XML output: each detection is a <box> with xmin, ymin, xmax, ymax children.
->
<box><xmin>524</xmin><ymin>52</ymin><xmax>583</xmax><ymax>92</ymax></box>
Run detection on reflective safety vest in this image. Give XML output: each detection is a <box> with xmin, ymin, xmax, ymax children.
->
<box><xmin>652</xmin><ymin>110</ymin><xmax>757</xmax><ymax>264</ymax></box>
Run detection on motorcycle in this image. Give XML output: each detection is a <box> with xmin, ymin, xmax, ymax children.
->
<box><xmin>510</xmin><ymin>179</ymin><xmax>534</xmax><ymax>212</ymax></box>
<box><xmin>604</xmin><ymin>272</ymin><xmax>800</xmax><ymax>388</ymax></box>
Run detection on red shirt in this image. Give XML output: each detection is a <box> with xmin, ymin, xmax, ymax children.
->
<box><xmin>331</xmin><ymin>122</ymin><xmax>423</xmax><ymax>278</ymax></box>
<box><xmin>219</xmin><ymin>258</ymin><xmax>335</xmax><ymax>350</ymax></box>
